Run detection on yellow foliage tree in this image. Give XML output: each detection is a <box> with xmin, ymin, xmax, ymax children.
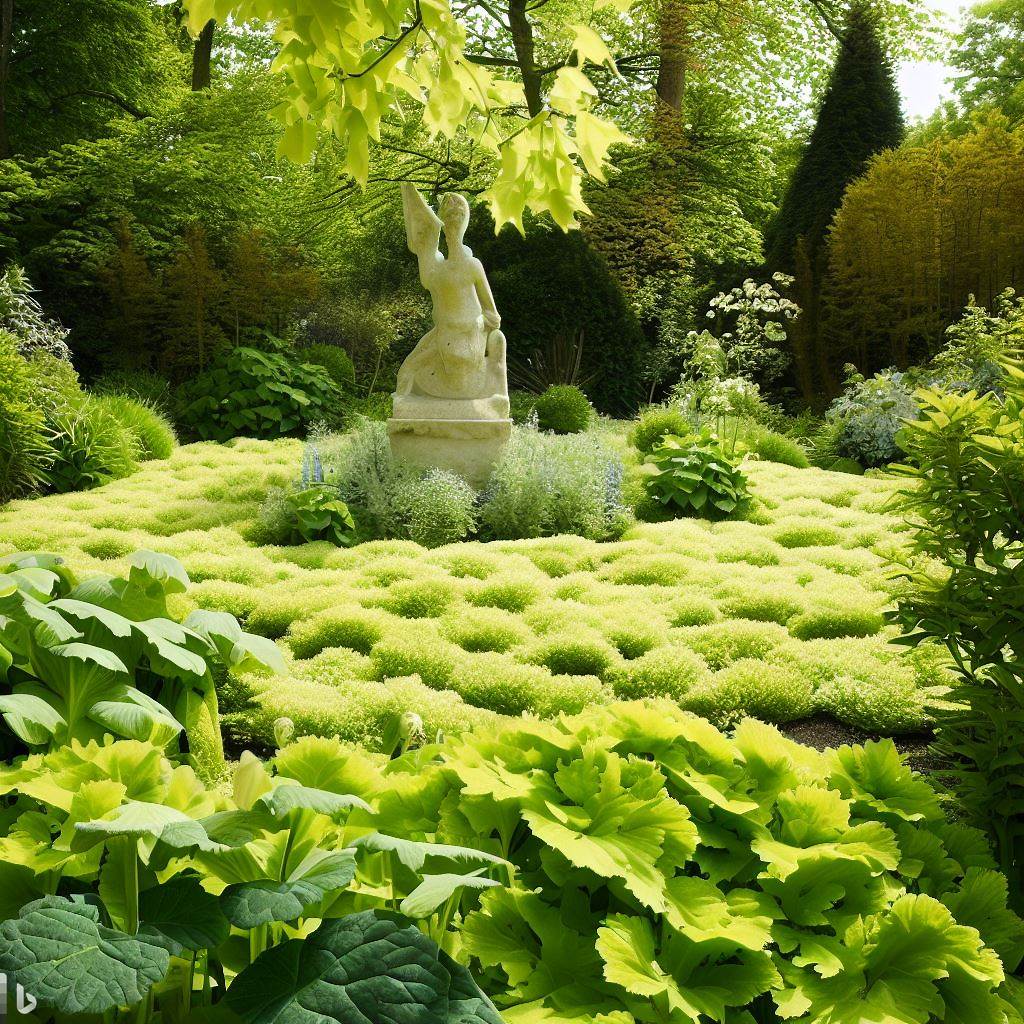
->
<box><xmin>826</xmin><ymin>115</ymin><xmax>1024</xmax><ymax>372</ymax></box>
<box><xmin>181</xmin><ymin>0</ymin><xmax>631</xmax><ymax>231</ymax></box>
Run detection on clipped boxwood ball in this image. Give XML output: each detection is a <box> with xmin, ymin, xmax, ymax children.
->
<box><xmin>534</xmin><ymin>385</ymin><xmax>593</xmax><ymax>434</ymax></box>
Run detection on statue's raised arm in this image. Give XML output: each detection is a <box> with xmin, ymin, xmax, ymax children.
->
<box><xmin>401</xmin><ymin>182</ymin><xmax>442</xmax><ymax>262</ymax></box>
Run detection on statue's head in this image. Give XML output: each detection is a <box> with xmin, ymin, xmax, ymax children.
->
<box><xmin>439</xmin><ymin>192</ymin><xmax>470</xmax><ymax>242</ymax></box>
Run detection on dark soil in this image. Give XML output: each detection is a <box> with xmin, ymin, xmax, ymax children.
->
<box><xmin>780</xmin><ymin>714</ymin><xmax>940</xmax><ymax>774</ymax></box>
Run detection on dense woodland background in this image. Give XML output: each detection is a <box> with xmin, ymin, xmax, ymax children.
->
<box><xmin>1</xmin><ymin>0</ymin><xmax>1023</xmax><ymax>412</ymax></box>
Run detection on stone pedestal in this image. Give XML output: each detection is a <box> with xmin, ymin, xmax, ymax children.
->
<box><xmin>388</xmin><ymin>416</ymin><xmax>511</xmax><ymax>487</ymax></box>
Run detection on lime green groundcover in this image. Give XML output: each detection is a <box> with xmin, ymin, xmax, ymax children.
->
<box><xmin>0</xmin><ymin>439</ymin><xmax>947</xmax><ymax>750</ymax></box>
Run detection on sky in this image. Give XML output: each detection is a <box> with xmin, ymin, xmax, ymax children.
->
<box><xmin>897</xmin><ymin>0</ymin><xmax>966</xmax><ymax>119</ymax></box>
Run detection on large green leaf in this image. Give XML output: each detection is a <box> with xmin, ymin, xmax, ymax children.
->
<box><xmin>139</xmin><ymin>875</ymin><xmax>230</xmax><ymax>956</ymax></box>
<box><xmin>828</xmin><ymin>741</ymin><xmax>942</xmax><ymax>824</ymax></box>
<box><xmin>74</xmin><ymin>799</ymin><xmax>197</xmax><ymax>847</ymax></box>
<box><xmin>184</xmin><ymin>609</ymin><xmax>287</xmax><ymax>674</ymax></box>
<box><xmin>520</xmin><ymin>744</ymin><xmax>695</xmax><ymax>911</ymax></box>
<box><xmin>87</xmin><ymin>684</ymin><xmax>183</xmax><ymax>744</ymax></box>
<box><xmin>133</xmin><ymin>618</ymin><xmax>209</xmax><ymax>679</ymax></box>
<box><xmin>226</xmin><ymin>909</ymin><xmax>489</xmax><ymax>1024</ymax></box>
<box><xmin>461</xmin><ymin>887</ymin><xmax>604</xmax><ymax>1006</ymax></box>
<box><xmin>220</xmin><ymin>848</ymin><xmax>357</xmax><ymax>927</ymax></box>
<box><xmin>0</xmin><ymin>691</ymin><xmax>65</xmax><ymax>745</ymax></box>
<box><xmin>0</xmin><ymin>896</ymin><xmax>168</xmax><ymax>1015</ymax></box>
<box><xmin>129</xmin><ymin>550</ymin><xmax>190</xmax><ymax>596</ymax></box>
<box><xmin>400</xmin><ymin>871</ymin><xmax>502</xmax><ymax>919</ymax></box>
<box><xmin>258</xmin><ymin>783</ymin><xmax>372</xmax><ymax>818</ymax></box>
<box><xmin>350</xmin><ymin>832</ymin><xmax>508</xmax><ymax>873</ymax></box>
<box><xmin>940</xmin><ymin>868</ymin><xmax>1024</xmax><ymax>972</ymax></box>
<box><xmin>441</xmin><ymin>951</ymin><xmax>505</xmax><ymax>1024</ymax></box>
<box><xmin>597</xmin><ymin>913</ymin><xmax>778</xmax><ymax>1023</ymax></box>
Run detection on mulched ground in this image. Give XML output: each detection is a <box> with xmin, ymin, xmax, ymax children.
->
<box><xmin>781</xmin><ymin>714</ymin><xmax>940</xmax><ymax>774</ymax></box>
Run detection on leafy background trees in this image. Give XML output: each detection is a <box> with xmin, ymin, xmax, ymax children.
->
<box><xmin>0</xmin><ymin>0</ymin><xmax>1017</xmax><ymax>413</ymax></box>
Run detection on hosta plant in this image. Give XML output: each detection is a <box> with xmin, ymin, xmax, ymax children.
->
<box><xmin>373</xmin><ymin>701</ymin><xmax>1024</xmax><ymax>1024</ymax></box>
<box><xmin>280</xmin><ymin>485</ymin><xmax>357</xmax><ymax>546</ymax></box>
<box><xmin>0</xmin><ymin>550</ymin><xmax>283</xmax><ymax>777</ymax></box>
<box><xmin>0</xmin><ymin>734</ymin><xmax>506</xmax><ymax>1023</ymax></box>
<box><xmin>643</xmin><ymin>430</ymin><xmax>749</xmax><ymax>518</ymax></box>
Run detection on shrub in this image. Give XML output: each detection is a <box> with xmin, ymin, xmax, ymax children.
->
<box><xmin>687</xmin><ymin>660</ymin><xmax>815</xmax><ymax>725</ymax></box>
<box><xmin>402</xmin><ymin>469</ymin><xmax>478</xmax><ymax>548</ymax></box>
<box><xmin>442</xmin><ymin>607</ymin><xmax>529</xmax><ymax>653</ymax></box>
<box><xmin>0</xmin><ymin>264</ymin><xmax>70</xmax><ymax>359</ymax></box>
<box><xmin>607</xmin><ymin>644</ymin><xmax>709</xmax><ymax>700</ymax></box>
<box><xmin>825</xmin><ymin>369</ymin><xmax>919</xmax><ymax>467</ymax></box>
<box><xmin>773</xmin><ymin>520</ymin><xmax>842</xmax><ymax>548</ymax></box>
<box><xmin>302</xmin><ymin>343</ymin><xmax>356</xmax><ymax>391</ymax></box>
<box><xmin>892</xmin><ymin>377</ymin><xmax>1024</xmax><ymax>902</ymax></box>
<box><xmin>818</xmin><ymin>671</ymin><xmax>927</xmax><ymax>733</ymax></box>
<box><xmin>320</xmin><ymin>421</ymin><xmax>418</xmax><ymax>540</ymax></box>
<box><xmin>91</xmin><ymin>393</ymin><xmax>177</xmax><ymax>460</ymax></box>
<box><xmin>92</xmin><ymin>369</ymin><xmax>175</xmax><ymax>415</ymax></box>
<box><xmin>629</xmin><ymin>405</ymin><xmax>692</xmax><ymax>455</ymax></box>
<box><xmin>181</xmin><ymin>346</ymin><xmax>338</xmax><ymax>441</ymax></box>
<box><xmin>684</xmin><ymin>620</ymin><xmax>788</xmax><ymax>669</ymax></box>
<box><xmin>508</xmin><ymin>390</ymin><xmax>537</xmax><ymax>424</ymax></box>
<box><xmin>929</xmin><ymin>290</ymin><xmax>1023</xmax><ymax>395</ymax></box>
<box><xmin>788</xmin><ymin>605</ymin><xmax>884</xmax><ymax>640</ymax></box>
<box><xmin>466</xmin><ymin>575</ymin><xmax>541</xmax><ymax>612</ymax></box>
<box><xmin>370</xmin><ymin>634</ymin><xmax>459</xmax><ymax>688</ymax></box>
<box><xmin>721</xmin><ymin>588</ymin><xmax>804</xmax><ymax>625</ymax></box>
<box><xmin>642</xmin><ymin>430</ymin><xmax>749</xmax><ymax>519</ymax></box>
<box><xmin>667</xmin><ymin>594</ymin><xmax>719</xmax><ymax>626</ymax></box>
<box><xmin>287</xmin><ymin>608</ymin><xmax>386</xmax><ymax>659</ymax></box>
<box><xmin>603</xmin><ymin>616</ymin><xmax>666</xmax><ymax>659</ymax></box>
<box><xmin>744</xmin><ymin>424</ymin><xmax>810</xmax><ymax>467</ymax></box>
<box><xmin>465</xmin><ymin>215</ymin><xmax>648</xmax><ymax>412</ymax></box>
<box><xmin>376</xmin><ymin>578</ymin><xmax>457</xmax><ymax>618</ymax></box>
<box><xmin>533</xmin><ymin>384</ymin><xmax>593</xmax><ymax>433</ymax></box>
<box><xmin>479</xmin><ymin>427</ymin><xmax>627</xmax><ymax>541</ymax></box>
<box><xmin>0</xmin><ymin>332</ymin><xmax>49</xmax><ymax>501</ymax></box>
<box><xmin>521</xmin><ymin>631</ymin><xmax>620</xmax><ymax>678</ymax></box>
<box><xmin>44</xmin><ymin>396</ymin><xmax>140</xmax><ymax>493</ymax></box>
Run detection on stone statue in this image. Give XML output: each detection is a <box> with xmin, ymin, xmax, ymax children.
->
<box><xmin>388</xmin><ymin>184</ymin><xmax>512</xmax><ymax>484</ymax></box>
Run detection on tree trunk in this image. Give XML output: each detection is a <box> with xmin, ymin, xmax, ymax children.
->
<box><xmin>507</xmin><ymin>0</ymin><xmax>542</xmax><ymax>117</ymax></box>
<box><xmin>191</xmin><ymin>18</ymin><xmax>215</xmax><ymax>91</ymax></box>
<box><xmin>655</xmin><ymin>0</ymin><xmax>688</xmax><ymax>112</ymax></box>
<box><xmin>0</xmin><ymin>0</ymin><xmax>12</xmax><ymax>159</ymax></box>
<box><xmin>652</xmin><ymin>0</ymin><xmax>689</xmax><ymax>150</ymax></box>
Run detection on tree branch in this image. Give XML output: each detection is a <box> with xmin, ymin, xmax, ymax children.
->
<box><xmin>805</xmin><ymin>0</ymin><xmax>848</xmax><ymax>47</ymax></box>
<box><xmin>48</xmin><ymin>90</ymin><xmax>148</xmax><ymax>119</ymax></box>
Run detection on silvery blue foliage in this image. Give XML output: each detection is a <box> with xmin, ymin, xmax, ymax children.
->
<box><xmin>826</xmin><ymin>369</ymin><xmax>920</xmax><ymax>467</ymax></box>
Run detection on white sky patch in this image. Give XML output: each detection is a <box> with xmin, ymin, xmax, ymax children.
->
<box><xmin>898</xmin><ymin>0</ymin><xmax>968</xmax><ymax>119</ymax></box>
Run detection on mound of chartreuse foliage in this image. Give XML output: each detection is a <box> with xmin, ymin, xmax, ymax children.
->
<box><xmin>0</xmin><ymin>439</ymin><xmax>949</xmax><ymax>746</ymax></box>
<box><xmin>2</xmin><ymin>703</ymin><xmax>1019</xmax><ymax>1024</ymax></box>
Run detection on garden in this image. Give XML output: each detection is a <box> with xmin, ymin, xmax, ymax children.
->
<box><xmin>1</xmin><ymin>0</ymin><xmax>1023</xmax><ymax>1021</ymax></box>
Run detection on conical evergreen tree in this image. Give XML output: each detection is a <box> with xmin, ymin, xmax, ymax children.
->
<box><xmin>765</xmin><ymin>3</ymin><xmax>904</xmax><ymax>272</ymax></box>
<box><xmin>764</xmin><ymin>2</ymin><xmax>904</xmax><ymax>401</ymax></box>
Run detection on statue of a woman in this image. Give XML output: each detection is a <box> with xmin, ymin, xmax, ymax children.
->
<box><xmin>395</xmin><ymin>183</ymin><xmax>508</xmax><ymax>406</ymax></box>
